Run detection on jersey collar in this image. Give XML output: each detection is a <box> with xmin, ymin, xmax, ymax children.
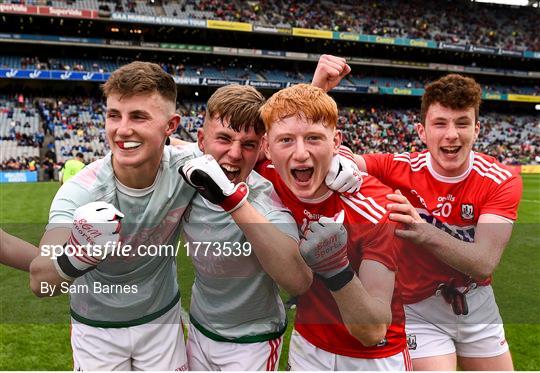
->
<box><xmin>115</xmin><ymin>167</ymin><xmax>162</xmax><ymax>197</ymax></box>
<box><xmin>296</xmin><ymin>189</ymin><xmax>334</xmax><ymax>204</ymax></box>
<box><xmin>426</xmin><ymin>151</ymin><xmax>474</xmax><ymax>184</ymax></box>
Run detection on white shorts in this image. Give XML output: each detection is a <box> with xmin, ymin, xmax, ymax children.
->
<box><xmin>288</xmin><ymin>329</ymin><xmax>412</xmax><ymax>371</ymax></box>
<box><xmin>187</xmin><ymin>323</ymin><xmax>282</xmax><ymax>371</ymax></box>
<box><xmin>71</xmin><ymin>304</ymin><xmax>188</xmax><ymax>371</ymax></box>
<box><xmin>405</xmin><ymin>284</ymin><xmax>509</xmax><ymax>359</ymax></box>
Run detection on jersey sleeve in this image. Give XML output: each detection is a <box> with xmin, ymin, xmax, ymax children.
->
<box><xmin>345</xmin><ymin>175</ymin><xmax>403</xmax><ymax>271</ymax></box>
<box><xmin>252</xmin><ymin>169</ymin><xmax>300</xmax><ymax>243</ymax></box>
<box><xmin>480</xmin><ymin>175</ymin><xmax>523</xmax><ymax>221</ymax></box>
<box><xmin>264</xmin><ymin>209</ymin><xmax>300</xmax><ymax>243</ymax></box>
<box><xmin>254</xmin><ymin>160</ymin><xmax>275</xmax><ymax>181</ymax></box>
<box><xmin>360</xmin><ymin>214</ymin><xmax>402</xmax><ymax>272</ymax></box>
<box><xmin>47</xmin><ymin>180</ymin><xmax>93</xmax><ymax>228</ymax></box>
<box><xmin>361</xmin><ymin>153</ymin><xmax>394</xmax><ymax>183</ymax></box>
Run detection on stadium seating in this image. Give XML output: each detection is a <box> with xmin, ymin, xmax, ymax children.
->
<box><xmin>2</xmin><ymin>55</ymin><xmax>538</xmax><ymax>96</ymax></box>
<box><xmin>42</xmin><ymin>0</ymin><xmax>540</xmax><ymax>51</ymax></box>
<box><xmin>177</xmin><ymin>101</ymin><xmax>540</xmax><ymax>165</ymax></box>
<box><xmin>0</xmin><ymin>98</ymin><xmax>41</xmax><ymax>167</ymax></box>
<box><xmin>1</xmin><ymin>95</ymin><xmax>538</xmax><ymax>169</ymax></box>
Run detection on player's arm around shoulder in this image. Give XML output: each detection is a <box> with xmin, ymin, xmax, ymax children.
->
<box><xmin>231</xmin><ymin>201</ymin><xmax>313</xmax><ymax>296</ymax></box>
<box><xmin>179</xmin><ymin>154</ymin><xmax>312</xmax><ymax>295</ymax></box>
<box><xmin>333</xmin><ymin>182</ymin><xmax>401</xmax><ymax>345</ymax></box>
<box><xmin>30</xmin><ymin>181</ymin><xmax>84</xmax><ymax>297</ymax></box>
<box><xmin>332</xmin><ymin>259</ymin><xmax>395</xmax><ymax>346</ymax></box>
<box><xmin>29</xmin><ymin>227</ymin><xmax>72</xmax><ymax>297</ymax></box>
<box><xmin>30</xmin><ymin>178</ymin><xmax>123</xmax><ymax>297</ymax></box>
<box><xmin>387</xmin><ymin>174</ymin><xmax>522</xmax><ymax>280</ymax></box>
<box><xmin>0</xmin><ymin>228</ymin><xmax>40</xmax><ymax>272</ymax></box>
<box><xmin>169</xmin><ymin>137</ymin><xmax>193</xmax><ymax>147</ymax></box>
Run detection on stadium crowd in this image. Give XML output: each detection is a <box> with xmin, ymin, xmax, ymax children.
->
<box><xmin>14</xmin><ymin>0</ymin><xmax>537</xmax><ymax>51</ymax></box>
<box><xmin>184</xmin><ymin>0</ymin><xmax>540</xmax><ymax>51</ymax></box>
<box><xmin>168</xmin><ymin>100</ymin><xmax>540</xmax><ymax>166</ymax></box>
<box><xmin>1</xmin><ymin>95</ymin><xmax>538</xmax><ymax>172</ymax></box>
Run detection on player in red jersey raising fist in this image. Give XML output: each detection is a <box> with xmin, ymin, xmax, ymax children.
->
<box><xmin>313</xmin><ymin>55</ymin><xmax>521</xmax><ymax>371</ymax></box>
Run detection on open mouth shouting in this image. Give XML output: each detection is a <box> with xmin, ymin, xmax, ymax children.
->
<box><xmin>291</xmin><ymin>167</ymin><xmax>314</xmax><ymax>185</ymax></box>
<box><xmin>221</xmin><ymin>164</ymin><xmax>241</xmax><ymax>182</ymax></box>
<box><xmin>116</xmin><ymin>141</ymin><xmax>142</xmax><ymax>150</ymax></box>
<box><xmin>440</xmin><ymin>146</ymin><xmax>461</xmax><ymax>157</ymax></box>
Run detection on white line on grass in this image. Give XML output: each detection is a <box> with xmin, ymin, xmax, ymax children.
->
<box><xmin>522</xmin><ymin>199</ymin><xmax>540</xmax><ymax>204</ymax></box>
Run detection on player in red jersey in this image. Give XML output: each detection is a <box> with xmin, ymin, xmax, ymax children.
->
<box><xmin>257</xmin><ymin>83</ymin><xmax>411</xmax><ymax>370</ymax></box>
<box><xmin>313</xmin><ymin>55</ymin><xmax>522</xmax><ymax>371</ymax></box>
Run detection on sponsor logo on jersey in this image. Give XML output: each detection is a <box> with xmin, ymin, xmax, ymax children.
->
<box><xmin>406</xmin><ymin>334</ymin><xmax>417</xmax><ymax>350</ymax></box>
<box><xmin>303</xmin><ymin>209</ymin><xmax>321</xmax><ymax>221</ymax></box>
<box><xmin>461</xmin><ymin>203</ymin><xmax>474</xmax><ymax>220</ymax></box>
<box><xmin>437</xmin><ymin>194</ymin><xmax>455</xmax><ymax>202</ymax></box>
<box><xmin>410</xmin><ymin>189</ymin><xmax>428</xmax><ymax>209</ymax></box>
<box><xmin>418</xmin><ymin>210</ymin><xmax>476</xmax><ymax>243</ymax></box>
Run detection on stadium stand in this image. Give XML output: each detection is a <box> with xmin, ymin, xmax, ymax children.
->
<box><xmin>1</xmin><ymin>91</ymin><xmax>538</xmax><ymax>170</ymax></box>
<box><xmin>0</xmin><ymin>97</ymin><xmax>41</xmax><ymax>170</ymax></box>
<box><xmin>36</xmin><ymin>97</ymin><xmax>108</xmax><ymax>163</ymax></box>
<box><xmin>175</xmin><ymin>102</ymin><xmax>540</xmax><ymax>166</ymax></box>
<box><xmin>37</xmin><ymin>0</ymin><xmax>540</xmax><ymax>50</ymax></box>
<box><xmin>2</xmin><ymin>55</ymin><xmax>538</xmax><ymax>96</ymax></box>
<box><xmin>335</xmin><ymin>107</ymin><xmax>540</xmax><ymax>165</ymax></box>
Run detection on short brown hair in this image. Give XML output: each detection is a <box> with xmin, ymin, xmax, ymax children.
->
<box><xmin>205</xmin><ymin>84</ymin><xmax>266</xmax><ymax>135</ymax></box>
<box><xmin>421</xmin><ymin>74</ymin><xmax>482</xmax><ymax>124</ymax></box>
<box><xmin>261</xmin><ymin>84</ymin><xmax>338</xmax><ymax>131</ymax></box>
<box><xmin>102</xmin><ymin>61</ymin><xmax>177</xmax><ymax>105</ymax></box>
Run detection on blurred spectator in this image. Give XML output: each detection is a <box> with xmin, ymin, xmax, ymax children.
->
<box><xmin>59</xmin><ymin>152</ymin><xmax>85</xmax><ymax>185</ymax></box>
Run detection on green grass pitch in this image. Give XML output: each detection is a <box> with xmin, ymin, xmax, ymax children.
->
<box><xmin>1</xmin><ymin>175</ymin><xmax>539</xmax><ymax>370</ymax></box>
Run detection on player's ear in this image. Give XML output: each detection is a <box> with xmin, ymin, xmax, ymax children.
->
<box><xmin>165</xmin><ymin>114</ymin><xmax>180</xmax><ymax>136</ymax></box>
<box><xmin>473</xmin><ymin>120</ymin><xmax>480</xmax><ymax>142</ymax></box>
<box><xmin>262</xmin><ymin>134</ymin><xmax>271</xmax><ymax>161</ymax></box>
<box><xmin>415</xmin><ymin>122</ymin><xmax>427</xmax><ymax>144</ymax></box>
<box><xmin>197</xmin><ymin>128</ymin><xmax>205</xmax><ymax>153</ymax></box>
<box><xmin>333</xmin><ymin>129</ymin><xmax>342</xmax><ymax>155</ymax></box>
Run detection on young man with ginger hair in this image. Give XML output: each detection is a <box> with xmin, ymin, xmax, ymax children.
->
<box><xmin>256</xmin><ymin>83</ymin><xmax>411</xmax><ymax>370</ymax></box>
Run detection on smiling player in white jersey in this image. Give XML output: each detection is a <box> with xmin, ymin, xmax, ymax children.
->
<box><xmin>29</xmin><ymin>62</ymin><xmax>198</xmax><ymax>371</ymax></box>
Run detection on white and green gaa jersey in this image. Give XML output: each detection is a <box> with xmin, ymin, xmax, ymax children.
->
<box><xmin>182</xmin><ymin>167</ymin><xmax>299</xmax><ymax>342</ymax></box>
<box><xmin>47</xmin><ymin>146</ymin><xmax>197</xmax><ymax>327</ymax></box>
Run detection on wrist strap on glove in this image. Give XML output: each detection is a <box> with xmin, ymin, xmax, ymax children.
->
<box><xmin>319</xmin><ymin>264</ymin><xmax>355</xmax><ymax>292</ymax></box>
<box><xmin>54</xmin><ymin>243</ymin><xmax>97</xmax><ymax>281</ymax></box>
<box><xmin>221</xmin><ymin>182</ymin><xmax>249</xmax><ymax>212</ymax></box>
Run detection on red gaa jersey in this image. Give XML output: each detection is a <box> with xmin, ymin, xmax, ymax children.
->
<box><xmin>257</xmin><ymin>160</ymin><xmax>406</xmax><ymax>359</ymax></box>
<box><xmin>363</xmin><ymin>150</ymin><xmax>522</xmax><ymax>304</ymax></box>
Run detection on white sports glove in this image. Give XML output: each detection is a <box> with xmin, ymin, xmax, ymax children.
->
<box><xmin>55</xmin><ymin>201</ymin><xmax>123</xmax><ymax>280</ymax></box>
<box><xmin>325</xmin><ymin>146</ymin><xmax>362</xmax><ymax>194</ymax></box>
<box><xmin>179</xmin><ymin>154</ymin><xmax>248</xmax><ymax>212</ymax></box>
<box><xmin>300</xmin><ymin>210</ymin><xmax>349</xmax><ymax>279</ymax></box>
